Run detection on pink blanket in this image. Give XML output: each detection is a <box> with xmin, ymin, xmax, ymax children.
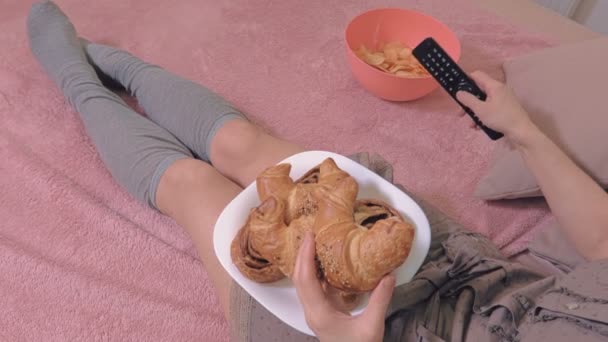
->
<box><xmin>0</xmin><ymin>0</ymin><xmax>553</xmax><ymax>340</ymax></box>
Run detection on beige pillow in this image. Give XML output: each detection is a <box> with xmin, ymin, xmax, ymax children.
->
<box><xmin>475</xmin><ymin>37</ymin><xmax>608</xmax><ymax>200</ymax></box>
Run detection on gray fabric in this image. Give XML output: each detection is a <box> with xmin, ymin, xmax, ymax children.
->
<box><xmin>230</xmin><ymin>153</ymin><xmax>608</xmax><ymax>342</ymax></box>
<box><xmin>527</xmin><ymin>219</ymin><xmax>587</xmax><ymax>273</ymax></box>
<box><xmin>384</xmin><ymin>206</ymin><xmax>608</xmax><ymax>342</ymax></box>
<box><xmin>27</xmin><ymin>1</ymin><xmax>192</xmax><ymax>208</ymax></box>
<box><xmin>83</xmin><ymin>42</ymin><xmax>247</xmax><ymax>162</ymax></box>
<box><xmin>27</xmin><ymin>1</ymin><xmax>244</xmax><ymax>209</ymax></box>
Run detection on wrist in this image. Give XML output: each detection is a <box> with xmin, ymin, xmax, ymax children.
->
<box><xmin>506</xmin><ymin>118</ymin><xmax>540</xmax><ymax>150</ymax></box>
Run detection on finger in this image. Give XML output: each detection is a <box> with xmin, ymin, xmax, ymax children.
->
<box><xmin>362</xmin><ymin>275</ymin><xmax>395</xmax><ymax>325</ymax></box>
<box><xmin>469</xmin><ymin>70</ymin><xmax>502</xmax><ymax>91</ymax></box>
<box><xmin>293</xmin><ymin>232</ymin><xmax>330</xmax><ymax>313</ymax></box>
<box><xmin>455</xmin><ymin>91</ymin><xmax>482</xmax><ymax>113</ymax></box>
<box><xmin>457</xmin><ymin>108</ymin><xmax>466</xmax><ymax>117</ymax></box>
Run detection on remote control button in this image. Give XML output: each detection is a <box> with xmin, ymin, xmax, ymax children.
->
<box><xmin>456</xmin><ymin>81</ymin><xmax>474</xmax><ymax>94</ymax></box>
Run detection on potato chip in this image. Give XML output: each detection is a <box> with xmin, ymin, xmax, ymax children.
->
<box><xmin>398</xmin><ymin>47</ymin><xmax>412</xmax><ymax>59</ymax></box>
<box><xmin>395</xmin><ymin>70</ymin><xmax>416</xmax><ymax>78</ymax></box>
<box><xmin>367</xmin><ymin>52</ymin><xmax>385</xmax><ymax>66</ymax></box>
<box><xmin>383</xmin><ymin>47</ymin><xmax>399</xmax><ymax>63</ymax></box>
<box><xmin>354</xmin><ymin>41</ymin><xmax>429</xmax><ymax>78</ymax></box>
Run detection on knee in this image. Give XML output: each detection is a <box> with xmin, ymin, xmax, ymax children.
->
<box><xmin>209</xmin><ymin>119</ymin><xmax>264</xmax><ymax>165</ymax></box>
<box><xmin>156</xmin><ymin>158</ymin><xmax>216</xmax><ymax>214</ymax></box>
<box><xmin>160</xmin><ymin>158</ymin><xmax>214</xmax><ymax>190</ymax></box>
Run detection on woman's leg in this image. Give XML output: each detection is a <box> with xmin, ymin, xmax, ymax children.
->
<box><xmin>82</xmin><ymin>42</ymin><xmax>246</xmax><ymax>163</ymax></box>
<box><xmin>27</xmin><ymin>1</ymin><xmax>191</xmax><ymax>208</ymax></box>
<box><xmin>27</xmin><ymin>1</ymin><xmax>237</xmax><ymax>317</ymax></box>
<box><xmin>155</xmin><ymin>159</ymin><xmax>242</xmax><ymax>316</ymax></box>
<box><xmin>209</xmin><ymin>119</ymin><xmax>305</xmax><ymax>186</ymax></box>
<box><xmin>82</xmin><ymin>41</ymin><xmax>305</xmax><ymax>188</ymax></box>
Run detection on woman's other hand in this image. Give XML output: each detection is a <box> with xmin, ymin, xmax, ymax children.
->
<box><xmin>456</xmin><ymin>70</ymin><xmax>536</xmax><ymax>145</ymax></box>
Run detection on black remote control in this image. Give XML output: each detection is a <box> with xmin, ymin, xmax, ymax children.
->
<box><xmin>412</xmin><ymin>37</ymin><xmax>504</xmax><ymax>140</ymax></box>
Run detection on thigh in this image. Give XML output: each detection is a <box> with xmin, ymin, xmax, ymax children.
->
<box><xmin>209</xmin><ymin>119</ymin><xmax>305</xmax><ymax>188</ymax></box>
<box><xmin>155</xmin><ymin>158</ymin><xmax>242</xmax><ymax>318</ymax></box>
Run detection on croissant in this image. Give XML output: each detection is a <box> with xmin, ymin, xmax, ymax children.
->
<box><xmin>231</xmin><ymin>158</ymin><xmax>415</xmax><ymax>294</ymax></box>
<box><xmin>231</xmin><ymin>162</ymin><xmax>319</xmax><ymax>282</ymax></box>
<box><xmin>313</xmin><ymin>160</ymin><xmax>415</xmax><ymax>292</ymax></box>
<box><xmin>230</xmin><ymin>215</ymin><xmax>284</xmax><ymax>283</ymax></box>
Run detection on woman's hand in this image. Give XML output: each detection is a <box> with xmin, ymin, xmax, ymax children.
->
<box><xmin>292</xmin><ymin>232</ymin><xmax>395</xmax><ymax>342</ymax></box>
<box><xmin>456</xmin><ymin>71</ymin><xmax>537</xmax><ymax>145</ymax></box>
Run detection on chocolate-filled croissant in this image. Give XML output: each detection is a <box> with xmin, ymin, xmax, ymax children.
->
<box><xmin>231</xmin><ymin>162</ymin><xmax>317</xmax><ymax>281</ymax></box>
<box><xmin>313</xmin><ymin>160</ymin><xmax>415</xmax><ymax>292</ymax></box>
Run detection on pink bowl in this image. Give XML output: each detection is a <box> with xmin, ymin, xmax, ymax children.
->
<box><xmin>345</xmin><ymin>8</ymin><xmax>461</xmax><ymax>101</ymax></box>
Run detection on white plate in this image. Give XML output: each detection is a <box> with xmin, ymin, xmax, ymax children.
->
<box><xmin>213</xmin><ymin>151</ymin><xmax>431</xmax><ymax>336</ymax></box>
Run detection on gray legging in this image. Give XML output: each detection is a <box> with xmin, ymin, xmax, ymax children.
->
<box><xmin>27</xmin><ymin>1</ymin><xmax>245</xmax><ymax>209</ymax></box>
